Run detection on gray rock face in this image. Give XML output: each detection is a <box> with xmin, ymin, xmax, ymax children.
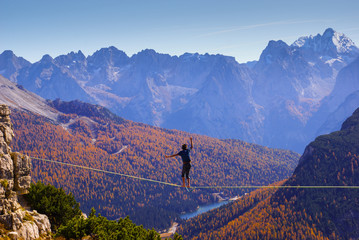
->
<box><xmin>32</xmin><ymin>210</ymin><xmax>51</xmax><ymax>236</ymax></box>
<box><xmin>0</xmin><ymin>104</ymin><xmax>51</xmax><ymax>239</ymax></box>
<box><xmin>0</xmin><ymin>105</ymin><xmax>15</xmax><ymax>193</ymax></box>
<box><xmin>12</xmin><ymin>153</ymin><xmax>32</xmax><ymax>194</ymax></box>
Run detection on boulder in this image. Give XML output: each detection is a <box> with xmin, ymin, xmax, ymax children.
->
<box><xmin>7</xmin><ymin>231</ymin><xmax>18</xmax><ymax>240</ymax></box>
<box><xmin>32</xmin><ymin>210</ymin><xmax>51</xmax><ymax>236</ymax></box>
<box><xmin>18</xmin><ymin>222</ymin><xmax>40</xmax><ymax>240</ymax></box>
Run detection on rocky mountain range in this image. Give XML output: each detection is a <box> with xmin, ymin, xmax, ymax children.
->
<box><xmin>1</xmin><ymin>28</ymin><xmax>358</xmax><ymax>153</ymax></box>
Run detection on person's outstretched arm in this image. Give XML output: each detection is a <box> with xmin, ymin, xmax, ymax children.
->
<box><xmin>165</xmin><ymin>153</ymin><xmax>179</xmax><ymax>158</ymax></box>
<box><xmin>190</xmin><ymin>137</ymin><xmax>193</xmax><ymax>149</ymax></box>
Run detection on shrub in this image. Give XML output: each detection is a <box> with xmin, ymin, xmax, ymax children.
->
<box><xmin>56</xmin><ymin>208</ymin><xmax>165</xmax><ymax>240</ymax></box>
<box><xmin>0</xmin><ymin>179</ymin><xmax>9</xmax><ymax>188</ymax></box>
<box><xmin>25</xmin><ymin>181</ymin><xmax>82</xmax><ymax>230</ymax></box>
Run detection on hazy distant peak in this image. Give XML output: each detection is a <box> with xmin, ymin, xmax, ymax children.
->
<box><xmin>262</xmin><ymin>40</ymin><xmax>291</xmax><ymax>55</ymax></box>
<box><xmin>179</xmin><ymin>52</ymin><xmax>236</xmax><ymax>65</ymax></box>
<box><xmin>292</xmin><ymin>28</ymin><xmax>359</xmax><ymax>56</ymax></box>
<box><xmin>137</xmin><ymin>48</ymin><xmax>157</xmax><ymax>55</ymax></box>
<box><xmin>268</xmin><ymin>40</ymin><xmax>289</xmax><ymax>47</ymax></box>
<box><xmin>257</xmin><ymin>40</ymin><xmax>292</xmax><ymax>64</ymax></box>
<box><xmin>1</xmin><ymin>50</ymin><xmax>15</xmax><ymax>58</ymax></box>
<box><xmin>87</xmin><ymin>46</ymin><xmax>129</xmax><ymax>66</ymax></box>
<box><xmin>40</xmin><ymin>54</ymin><xmax>54</xmax><ymax>63</ymax></box>
<box><xmin>54</xmin><ymin>50</ymin><xmax>86</xmax><ymax>65</ymax></box>
<box><xmin>132</xmin><ymin>49</ymin><xmax>173</xmax><ymax>60</ymax></box>
<box><xmin>0</xmin><ymin>50</ymin><xmax>31</xmax><ymax>65</ymax></box>
<box><xmin>0</xmin><ymin>50</ymin><xmax>31</xmax><ymax>82</ymax></box>
<box><xmin>69</xmin><ymin>50</ymin><xmax>86</xmax><ymax>60</ymax></box>
<box><xmin>91</xmin><ymin>46</ymin><xmax>128</xmax><ymax>57</ymax></box>
<box><xmin>322</xmin><ymin>27</ymin><xmax>335</xmax><ymax>38</ymax></box>
<box><xmin>131</xmin><ymin>49</ymin><xmax>174</xmax><ymax>67</ymax></box>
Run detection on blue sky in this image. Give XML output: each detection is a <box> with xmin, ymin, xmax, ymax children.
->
<box><xmin>1</xmin><ymin>0</ymin><xmax>359</xmax><ymax>63</ymax></box>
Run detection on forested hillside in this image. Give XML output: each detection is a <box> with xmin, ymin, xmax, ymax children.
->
<box><xmin>179</xmin><ymin>108</ymin><xmax>359</xmax><ymax>239</ymax></box>
<box><xmin>179</xmin><ymin>183</ymin><xmax>328</xmax><ymax>239</ymax></box>
<box><xmin>10</xmin><ymin>101</ymin><xmax>299</xmax><ymax>229</ymax></box>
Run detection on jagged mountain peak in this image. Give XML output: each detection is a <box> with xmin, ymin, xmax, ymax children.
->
<box><xmin>87</xmin><ymin>46</ymin><xmax>129</xmax><ymax>67</ymax></box>
<box><xmin>69</xmin><ymin>50</ymin><xmax>86</xmax><ymax>59</ymax></box>
<box><xmin>132</xmin><ymin>49</ymin><xmax>172</xmax><ymax>61</ymax></box>
<box><xmin>0</xmin><ymin>50</ymin><xmax>31</xmax><ymax>66</ymax></box>
<box><xmin>54</xmin><ymin>50</ymin><xmax>87</xmax><ymax>68</ymax></box>
<box><xmin>92</xmin><ymin>46</ymin><xmax>127</xmax><ymax>57</ymax></box>
<box><xmin>136</xmin><ymin>48</ymin><xmax>158</xmax><ymax>55</ymax></box>
<box><xmin>57</xmin><ymin>50</ymin><xmax>86</xmax><ymax>61</ymax></box>
<box><xmin>323</xmin><ymin>27</ymin><xmax>335</xmax><ymax>38</ymax></box>
<box><xmin>1</xmin><ymin>50</ymin><xmax>16</xmax><ymax>58</ymax></box>
<box><xmin>39</xmin><ymin>54</ymin><xmax>54</xmax><ymax>64</ymax></box>
<box><xmin>130</xmin><ymin>49</ymin><xmax>175</xmax><ymax>71</ymax></box>
<box><xmin>267</xmin><ymin>39</ymin><xmax>289</xmax><ymax>48</ymax></box>
<box><xmin>0</xmin><ymin>50</ymin><xmax>31</xmax><ymax>82</ymax></box>
<box><xmin>257</xmin><ymin>40</ymin><xmax>293</xmax><ymax>65</ymax></box>
<box><xmin>292</xmin><ymin>28</ymin><xmax>359</xmax><ymax>57</ymax></box>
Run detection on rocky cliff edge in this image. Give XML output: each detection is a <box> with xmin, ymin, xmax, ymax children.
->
<box><xmin>0</xmin><ymin>104</ymin><xmax>51</xmax><ymax>239</ymax></box>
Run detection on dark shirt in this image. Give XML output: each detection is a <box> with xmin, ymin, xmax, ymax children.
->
<box><xmin>177</xmin><ymin>149</ymin><xmax>191</xmax><ymax>163</ymax></box>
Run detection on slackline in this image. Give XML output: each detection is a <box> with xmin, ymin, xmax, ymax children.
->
<box><xmin>31</xmin><ymin>157</ymin><xmax>359</xmax><ymax>189</ymax></box>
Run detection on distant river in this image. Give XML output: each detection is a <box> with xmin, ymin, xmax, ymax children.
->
<box><xmin>180</xmin><ymin>201</ymin><xmax>230</xmax><ymax>220</ymax></box>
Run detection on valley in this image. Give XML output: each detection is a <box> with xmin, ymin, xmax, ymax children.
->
<box><xmin>8</xmin><ymin>100</ymin><xmax>299</xmax><ymax>230</ymax></box>
<box><xmin>179</xmin><ymin>108</ymin><xmax>359</xmax><ymax>239</ymax></box>
<box><xmin>1</xmin><ymin>25</ymin><xmax>359</xmax><ymax>239</ymax></box>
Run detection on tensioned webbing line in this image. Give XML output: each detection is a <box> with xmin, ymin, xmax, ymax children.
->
<box><xmin>31</xmin><ymin>157</ymin><xmax>359</xmax><ymax>189</ymax></box>
<box><xmin>32</xmin><ymin>157</ymin><xmax>180</xmax><ymax>187</ymax></box>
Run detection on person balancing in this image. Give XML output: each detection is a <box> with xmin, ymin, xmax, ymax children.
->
<box><xmin>165</xmin><ymin>137</ymin><xmax>193</xmax><ymax>188</ymax></box>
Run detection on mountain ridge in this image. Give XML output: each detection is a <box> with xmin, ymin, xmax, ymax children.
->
<box><xmin>1</xmin><ymin>28</ymin><xmax>358</xmax><ymax>153</ymax></box>
<box><xmin>0</xmin><ymin>75</ymin><xmax>58</xmax><ymax>121</ymax></box>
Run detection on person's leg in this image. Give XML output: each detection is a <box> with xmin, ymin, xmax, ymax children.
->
<box><xmin>186</xmin><ymin>164</ymin><xmax>191</xmax><ymax>187</ymax></box>
<box><xmin>181</xmin><ymin>165</ymin><xmax>186</xmax><ymax>187</ymax></box>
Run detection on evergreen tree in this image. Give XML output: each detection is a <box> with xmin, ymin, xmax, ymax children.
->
<box><xmin>57</xmin><ymin>208</ymin><xmax>168</xmax><ymax>240</ymax></box>
<box><xmin>25</xmin><ymin>181</ymin><xmax>82</xmax><ymax>230</ymax></box>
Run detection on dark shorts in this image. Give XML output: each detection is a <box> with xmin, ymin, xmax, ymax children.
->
<box><xmin>181</xmin><ymin>163</ymin><xmax>191</xmax><ymax>179</ymax></box>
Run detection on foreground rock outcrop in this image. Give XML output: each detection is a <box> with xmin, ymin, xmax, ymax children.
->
<box><xmin>0</xmin><ymin>104</ymin><xmax>51</xmax><ymax>239</ymax></box>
